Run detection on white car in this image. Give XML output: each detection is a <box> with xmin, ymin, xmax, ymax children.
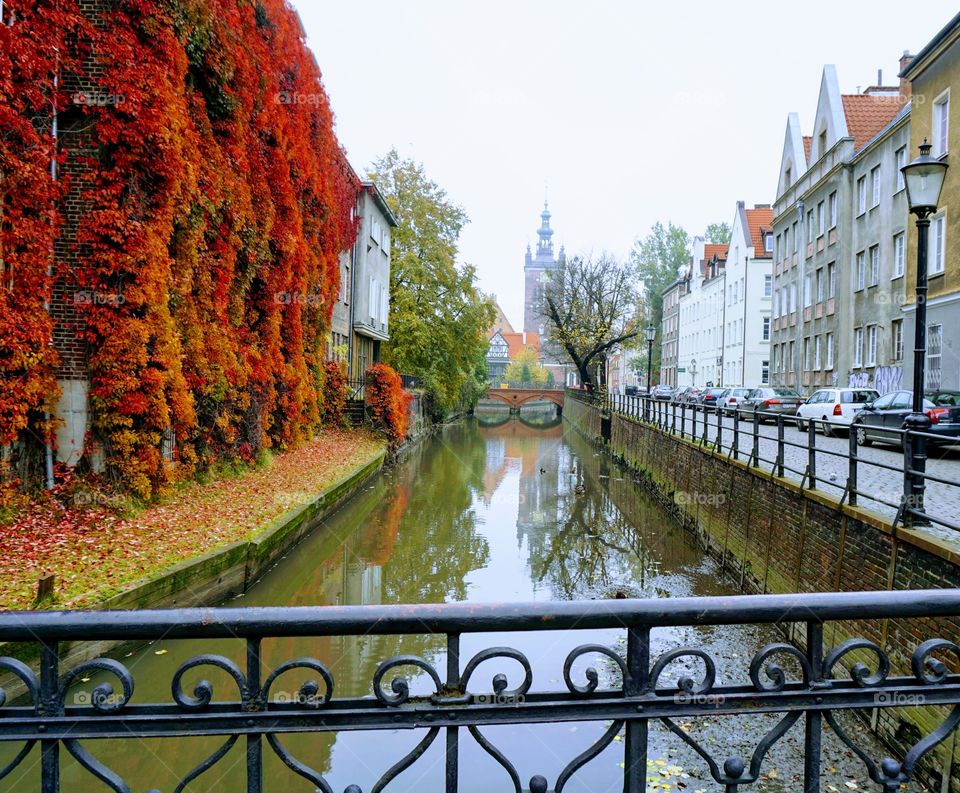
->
<box><xmin>718</xmin><ymin>387</ymin><xmax>751</xmax><ymax>416</ymax></box>
<box><xmin>795</xmin><ymin>388</ymin><xmax>880</xmax><ymax>436</ymax></box>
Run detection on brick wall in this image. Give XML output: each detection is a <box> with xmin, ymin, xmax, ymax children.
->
<box><xmin>563</xmin><ymin>396</ymin><xmax>960</xmax><ymax>792</ymax></box>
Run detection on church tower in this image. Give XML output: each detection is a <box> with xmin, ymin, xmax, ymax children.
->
<box><xmin>523</xmin><ymin>201</ymin><xmax>564</xmax><ymax>334</ymax></box>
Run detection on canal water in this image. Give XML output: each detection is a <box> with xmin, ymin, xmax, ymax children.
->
<box><xmin>3</xmin><ymin>408</ymin><xmax>918</xmax><ymax>792</ymax></box>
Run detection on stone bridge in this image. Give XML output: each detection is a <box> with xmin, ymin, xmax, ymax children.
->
<box><xmin>481</xmin><ymin>387</ymin><xmax>564</xmax><ymax>412</ymax></box>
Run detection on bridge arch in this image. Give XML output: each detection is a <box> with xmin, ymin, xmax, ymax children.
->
<box><xmin>482</xmin><ymin>388</ymin><xmax>564</xmax><ymax>410</ymax></box>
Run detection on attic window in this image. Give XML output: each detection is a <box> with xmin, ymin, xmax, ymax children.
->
<box><xmin>765</xmin><ymin>233</ymin><xmax>773</xmax><ymax>252</ymax></box>
<box><xmin>784</xmin><ymin>167</ymin><xmax>792</xmax><ymax>189</ymax></box>
<box><xmin>819</xmin><ymin>130</ymin><xmax>827</xmax><ymax>157</ymax></box>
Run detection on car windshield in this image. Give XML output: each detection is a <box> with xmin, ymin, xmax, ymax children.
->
<box><xmin>733</xmin><ymin>389</ymin><xmax>750</xmax><ymax>396</ymax></box>
<box><xmin>927</xmin><ymin>391</ymin><xmax>960</xmax><ymax>407</ymax></box>
<box><xmin>706</xmin><ymin>388</ymin><xmax>725</xmax><ymax>395</ymax></box>
<box><xmin>773</xmin><ymin>388</ymin><xmax>800</xmax><ymax>397</ymax></box>
<box><xmin>841</xmin><ymin>390</ymin><xmax>879</xmax><ymax>403</ymax></box>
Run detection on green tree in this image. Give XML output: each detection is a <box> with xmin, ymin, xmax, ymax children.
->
<box><xmin>368</xmin><ymin>149</ymin><xmax>495</xmax><ymax>417</ymax></box>
<box><xmin>705</xmin><ymin>222</ymin><xmax>732</xmax><ymax>244</ymax></box>
<box><xmin>504</xmin><ymin>346</ymin><xmax>547</xmax><ymax>386</ymax></box>
<box><xmin>629</xmin><ymin>222</ymin><xmax>690</xmax><ymax>376</ymax></box>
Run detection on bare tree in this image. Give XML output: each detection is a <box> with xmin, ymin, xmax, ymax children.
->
<box><xmin>539</xmin><ymin>254</ymin><xmax>640</xmax><ymax>391</ymax></box>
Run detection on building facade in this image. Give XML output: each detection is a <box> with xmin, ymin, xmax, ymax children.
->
<box><xmin>677</xmin><ymin>238</ymin><xmax>728</xmax><ymax>387</ymax></box>
<box><xmin>902</xmin><ymin>13</ymin><xmax>960</xmax><ymax>391</ymax></box>
<box><xmin>660</xmin><ymin>278</ymin><xmax>684</xmax><ymax>387</ymax></box>
<box><xmin>722</xmin><ymin>202</ymin><xmax>774</xmax><ymax>386</ymax></box>
<box><xmin>523</xmin><ymin>202</ymin><xmax>564</xmax><ymax>334</ymax></box>
<box><xmin>770</xmin><ymin>62</ymin><xmax>909</xmax><ymax>394</ymax></box>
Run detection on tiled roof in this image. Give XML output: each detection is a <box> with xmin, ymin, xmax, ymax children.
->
<box><xmin>704</xmin><ymin>243</ymin><xmax>729</xmax><ymax>262</ymax></box>
<box><xmin>745</xmin><ymin>207</ymin><xmax>774</xmax><ymax>258</ymax></box>
<box><xmin>802</xmin><ymin>136</ymin><xmax>812</xmax><ymax>163</ymax></box>
<box><xmin>501</xmin><ymin>331</ymin><xmax>540</xmax><ymax>359</ymax></box>
<box><xmin>840</xmin><ymin>94</ymin><xmax>904</xmax><ymax>151</ymax></box>
<box><xmin>488</xmin><ymin>301</ymin><xmax>515</xmax><ymax>336</ymax></box>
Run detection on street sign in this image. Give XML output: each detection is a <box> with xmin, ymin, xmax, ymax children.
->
<box><xmin>677</xmin><ymin>367</ymin><xmax>686</xmax><ymax>373</ymax></box>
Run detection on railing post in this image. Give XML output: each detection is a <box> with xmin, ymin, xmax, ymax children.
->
<box><xmin>903</xmin><ymin>427</ymin><xmax>928</xmax><ymax>525</ymax></box>
<box><xmin>732</xmin><ymin>408</ymin><xmax>740</xmax><ymax>461</ymax></box>
<box><xmin>715</xmin><ymin>406</ymin><xmax>722</xmax><ymax>451</ymax></box>
<box><xmin>246</xmin><ymin>638</ymin><xmax>263</xmax><ymax>793</ymax></box>
<box><xmin>671</xmin><ymin>402</ymin><xmax>677</xmax><ymax>435</ymax></box>
<box><xmin>624</xmin><ymin>626</ymin><xmax>650</xmax><ymax>793</ymax></box>
<box><xmin>848</xmin><ymin>427</ymin><xmax>858</xmax><ymax>507</ymax></box>
<box><xmin>680</xmin><ymin>403</ymin><xmax>686</xmax><ymax>439</ymax></box>
<box><xmin>446</xmin><ymin>633</ymin><xmax>460</xmax><ymax>793</ymax></box>
<box><xmin>807</xmin><ymin>419</ymin><xmax>817</xmax><ymax>489</ymax></box>
<box><xmin>691</xmin><ymin>403</ymin><xmax>697</xmax><ymax>440</ymax></box>
<box><xmin>701</xmin><ymin>406</ymin><xmax>709</xmax><ymax>445</ymax></box>
<box><xmin>776</xmin><ymin>414</ymin><xmax>785</xmax><ymax>478</ymax></box>
<box><xmin>40</xmin><ymin>640</ymin><xmax>60</xmax><ymax>793</ymax></box>
<box><xmin>804</xmin><ymin>620</ymin><xmax>824</xmax><ymax>793</ymax></box>
<box><xmin>751</xmin><ymin>411</ymin><xmax>760</xmax><ymax>468</ymax></box>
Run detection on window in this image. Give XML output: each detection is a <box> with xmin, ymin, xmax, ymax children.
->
<box><xmin>817</xmin><ymin>201</ymin><xmax>825</xmax><ymax>235</ymax></box>
<box><xmin>930</xmin><ymin>215</ymin><xmax>946</xmax><ymax>275</ymax></box>
<box><xmin>893</xmin><ymin>232</ymin><xmax>905</xmax><ymax>278</ymax></box>
<box><xmin>928</xmin><ymin>324</ymin><xmax>943</xmax><ymax>389</ymax></box>
<box><xmin>869</xmin><ymin>245</ymin><xmax>879</xmax><ymax>286</ymax></box>
<box><xmin>816</xmin><ymin>268</ymin><xmax>824</xmax><ymax>303</ymax></box>
<box><xmin>761</xmin><ymin>360</ymin><xmax>770</xmax><ymax>385</ymax></box>
<box><xmin>784</xmin><ymin>226</ymin><xmax>790</xmax><ymax>256</ymax></box>
<box><xmin>784</xmin><ymin>167</ymin><xmax>792</xmax><ymax>189</ymax></box>
<box><xmin>807</xmin><ymin>209</ymin><xmax>814</xmax><ymax>240</ymax></box>
<box><xmin>762</xmin><ymin>316</ymin><xmax>770</xmax><ymax>341</ymax></box>
<box><xmin>775</xmin><ymin>234</ymin><xmax>781</xmax><ymax>261</ymax></box>
<box><xmin>854</xmin><ymin>328</ymin><xmax>864</xmax><ymax>367</ymax></box>
<box><xmin>829</xmin><ymin>191</ymin><xmax>837</xmax><ymax>228</ymax></box>
<box><xmin>934</xmin><ymin>93</ymin><xmax>950</xmax><ymax>156</ymax></box>
<box><xmin>866</xmin><ymin>325</ymin><xmax>878</xmax><ymax>366</ymax></box>
<box><xmin>765</xmin><ymin>233</ymin><xmax>773</xmax><ymax>252</ymax></box>
<box><xmin>814</xmin><ymin>336</ymin><xmax>822</xmax><ymax>370</ymax></box>
<box><xmin>803</xmin><ymin>338</ymin><xmax>811</xmax><ymax>371</ymax></box>
<box><xmin>826</xmin><ymin>334</ymin><xmax>834</xmax><ymax>369</ymax></box>
<box><xmin>788</xmin><ymin>341</ymin><xmax>796</xmax><ymax>371</ymax></box>
<box><xmin>792</xmin><ymin>222</ymin><xmax>799</xmax><ymax>252</ymax></box>
<box><xmin>895</xmin><ymin>147</ymin><xmax>906</xmax><ymax>191</ymax></box>
<box><xmin>892</xmin><ymin>319</ymin><xmax>903</xmax><ymax>361</ymax></box>
<box><xmin>819</xmin><ymin>130</ymin><xmax>828</xmax><ymax>158</ymax></box>
<box><xmin>827</xmin><ymin>262</ymin><xmax>836</xmax><ymax>298</ymax></box>
<box><xmin>804</xmin><ymin>274</ymin><xmax>812</xmax><ymax>307</ymax></box>
<box><xmin>855</xmin><ymin>252</ymin><xmax>865</xmax><ymax>291</ymax></box>
<box><xmin>764</xmin><ymin>274</ymin><xmax>772</xmax><ymax>297</ymax></box>
<box><xmin>871</xmin><ymin>166</ymin><xmax>881</xmax><ymax>208</ymax></box>
<box><xmin>857</xmin><ymin>177</ymin><xmax>866</xmax><ymax>214</ymax></box>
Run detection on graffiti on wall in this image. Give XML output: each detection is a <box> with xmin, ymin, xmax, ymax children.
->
<box><xmin>847</xmin><ymin>366</ymin><xmax>903</xmax><ymax>394</ymax></box>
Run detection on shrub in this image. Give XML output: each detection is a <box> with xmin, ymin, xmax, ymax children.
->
<box><xmin>321</xmin><ymin>360</ymin><xmax>348</xmax><ymax>427</ymax></box>
<box><xmin>365</xmin><ymin>364</ymin><xmax>412</xmax><ymax>444</ymax></box>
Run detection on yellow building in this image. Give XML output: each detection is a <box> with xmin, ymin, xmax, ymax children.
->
<box><xmin>902</xmin><ymin>12</ymin><xmax>960</xmax><ymax>390</ymax></box>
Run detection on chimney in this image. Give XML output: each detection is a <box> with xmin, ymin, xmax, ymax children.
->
<box><xmin>878</xmin><ymin>69</ymin><xmax>883</xmax><ymax>86</ymax></box>
<box><xmin>899</xmin><ymin>50</ymin><xmax>913</xmax><ymax>101</ymax></box>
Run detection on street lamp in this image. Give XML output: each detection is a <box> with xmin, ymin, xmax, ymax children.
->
<box><xmin>645</xmin><ymin>323</ymin><xmax>656</xmax><ymax>418</ymax></box>
<box><xmin>900</xmin><ymin>139</ymin><xmax>948</xmax><ymax>523</ymax></box>
<box><xmin>690</xmin><ymin>358</ymin><xmax>697</xmax><ymax>385</ymax></box>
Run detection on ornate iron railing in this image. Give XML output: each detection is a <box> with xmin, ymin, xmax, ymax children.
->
<box><xmin>2</xmin><ymin>591</ymin><xmax>960</xmax><ymax>792</ymax></box>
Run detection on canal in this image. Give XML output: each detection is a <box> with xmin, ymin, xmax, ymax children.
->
<box><xmin>4</xmin><ymin>407</ymin><xmax>916</xmax><ymax>791</ymax></box>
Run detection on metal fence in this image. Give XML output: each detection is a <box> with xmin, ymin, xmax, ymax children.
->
<box><xmin>591</xmin><ymin>392</ymin><xmax>960</xmax><ymax>533</ymax></box>
<box><xmin>2</xmin><ymin>592</ymin><xmax>960</xmax><ymax>792</ymax></box>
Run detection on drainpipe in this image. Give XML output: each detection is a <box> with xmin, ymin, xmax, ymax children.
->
<box><xmin>741</xmin><ymin>256</ymin><xmax>749</xmax><ymax>385</ymax></box>
<box><xmin>719</xmin><ymin>268</ymin><xmax>726</xmax><ymax>385</ymax></box>
<box><xmin>796</xmin><ymin>199</ymin><xmax>806</xmax><ymax>390</ymax></box>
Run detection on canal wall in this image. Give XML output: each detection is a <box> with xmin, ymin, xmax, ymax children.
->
<box><xmin>0</xmin><ymin>447</ymin><xmax>387</xmax><ymax>697</ymax></box>
<box><xmin>564</xmin><ymin>395</ymin><xmax>960</xmax><ymax>793</ymax></box>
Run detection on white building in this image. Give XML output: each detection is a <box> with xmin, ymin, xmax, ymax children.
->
<box><xmin>677</xmin><ymin>237</ymin><xmax>728</xmax><ymax>387</ymax></box>
<box><xmin>722</xmin><ymin>202</ymin><xmax>774</xmax><ymax>386</ymax></box>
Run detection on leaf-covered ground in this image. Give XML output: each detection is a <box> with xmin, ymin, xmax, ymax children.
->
<box><xmin>0</xmin><ymin>430</ymin><xmax>385</xmax><ymax>610</ymax></box>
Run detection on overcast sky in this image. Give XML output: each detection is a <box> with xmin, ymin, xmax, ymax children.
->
<box><xmin>294</xmin><ymin>1</ymin><xmax>956</xmax><ymax>330</ymax></box>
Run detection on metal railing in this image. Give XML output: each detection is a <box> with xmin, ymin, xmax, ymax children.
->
<box><xmin>595</xmin><ymin>394</ymin><xmax>960</xmax><ymax>532</ymax></box>
<box><xmin>2</xmin><ymin>592</ymin><xmax>960</xmax><ymax>792</ymax></box>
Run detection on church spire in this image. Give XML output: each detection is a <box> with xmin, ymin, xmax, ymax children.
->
<box><xmin>537</xmin><ymin>200</ymin><xmax>554</xmax><ymax>256</ymax></box>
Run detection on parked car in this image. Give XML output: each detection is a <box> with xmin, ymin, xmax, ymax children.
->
<box><xmin>853</xmin><ymin>390</ymin><xmax>960</xmax><ymax>448</ymax></box>
<box><xmin>697</xmin><ymin>387</ymin><xmax>728</xmax><ymax>410</ymax></box>
<box><xmin>672</xmin><ymin>386</ymin><xmax>702</xmax><ymax>405</ymax></box>
<box><xmin>795</xmin><ymin>388</ymin><xmax>880</xmax><ymax>436</ymax></box>
<box><xmin>738</xmin><ymin>387</ymin><xmax>804</xmax><ymax>422</ymax></box>
<box><xmin>670</xmin><ymin>386</ymin><xmax>693</xmax><ymax>404</ymax></box>
<box><xmin>652</xmin><ymin>384</ymin><xmax>675</xmax><ymax>401</ymax></box>
<box><xmin>624</xmin><ymin>385</ymin><xmax>638</xmax><ymax>396</ymax></box>
<box><xmin>718</xmin><ymin>387</ymin><xmax>752</xmax><ymax>416</ymax></box>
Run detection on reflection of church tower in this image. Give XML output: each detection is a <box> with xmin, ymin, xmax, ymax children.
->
<box><xmin>523</xmin><ymin>202</ymin><xmax>565</xmax><ymax>335</ymax></box>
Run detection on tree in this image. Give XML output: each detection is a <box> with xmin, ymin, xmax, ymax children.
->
<box><xmin>504</xmin><ymin>346</ymin><xmax>547</xmax><ymax>386</ymax></box>
<box><xmin>368</xmin><ymin>150</ymin><xmax>495</xmax><ymax>417</ymax></box>
<box><xmin>705</xmin><ymin>222</ymin><xmax>732</xmax><ymax>244</ymax></box>
<box><xmin>539</xmin><ymin>254</ymin><xmax>640</xmax><ymax>391</ymax></box>
<box><xmin>629</xmin><ymin>222</ymin><xmax>690</xmax><ymax>376</ymax></box>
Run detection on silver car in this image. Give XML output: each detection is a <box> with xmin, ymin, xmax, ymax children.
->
<box><xmin>718</xmin><ymin>387</ymin><xmax>752</xmax><ymax>416</ymax></box>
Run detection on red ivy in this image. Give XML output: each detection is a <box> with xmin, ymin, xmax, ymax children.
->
<box><xmin>321</xmin><ymin>360</ymin><xmax>348</xmax><ymax>427</ymax></box>
<box><xmin>365</xmin><ymin>364</ymin><xmax>412</xmax><ymax>445</ymax></box>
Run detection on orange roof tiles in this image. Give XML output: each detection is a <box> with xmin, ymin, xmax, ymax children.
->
<box><xmin>840</xmin><ymin>94</ymin><xmax>903</xmax><ymax>151</ymax></box>
<box><xmin>704</xmin><ymin>243</ymin><xmax>729</xmax><ymax>262</ymax></box>
<box><xmin>802</xmin><ymin>135</ymin><xmax>812</xmax><ymax>163</ymax></box>
<box><xmin>501</xmin><ymin>331</ymin><xmax>540</xmax><ymax>359</ymax></box>
<box><xmin>745</xmin><ymin>206</ymin><xmax>774</xmax><ymax>258</ymax></box>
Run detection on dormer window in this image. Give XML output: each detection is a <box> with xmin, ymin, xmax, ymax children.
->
<box><xmin>764</xmin><ymin>233</ymin><xmax>773</xmax><ymax>252</ymax></box>
<box><xmin>818</xmin><ymin>129</ymin><xmax>827</xmax><ymax>158</ymax></box>
<box><xmin>784</xmin><ymin>167</ymin><xmax>792</xmax><ymax>189</ymax></box>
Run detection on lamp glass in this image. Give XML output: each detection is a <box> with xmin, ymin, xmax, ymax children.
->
<box><xmin>902</xmin><ymin>148</ymin><xmax>948</xmax><ymax>212</ymax></box>
<box><xmin>645</xmin><ymin>323</ymin><xmax>656</xmax><ymax>342</ymax></box>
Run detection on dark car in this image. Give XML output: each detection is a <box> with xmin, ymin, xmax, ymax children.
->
<box><xmin>624</xmin><ymin>385</ymin><xmax>638</xmax><ymax>396</ymax></box>
<box><xmin>697</xmin><ymin>387</ymin><xmax>727</xmax><ymax>410</ymax></box>
<box><xmin>738</xmin><ymin>387</ymin><xmax>804</xmax><ymax>422</ymax></box>
<box><xmin>853</xmin><ymin>390</ymin><xmax>960</xmax><ymax>448</ymax></box>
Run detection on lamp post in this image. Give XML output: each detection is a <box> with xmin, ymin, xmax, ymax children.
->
<box><xmin>690</xmin><ymin>358</ymin><xmax>697</xmax><ymax>385</ymax></box>
<box><xmin>645</xmin><ymin>323</ymin><xmax>656</xmax><ymax>419</ymax></box>
<box><xmin>900</xmin><ymin>139</ymin><xmax>948</xmax><ymax>524</ymax></box>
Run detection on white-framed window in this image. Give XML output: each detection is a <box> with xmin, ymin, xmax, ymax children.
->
<box><xmin>762</xmin><ymin>316</ymin><xmax>770</xmax><ymax>341</ymax></box>
<box><xmin>928</xmin><ymin>323</ymin><xmax>943</xmax><ymax>389</ymax></box>
<box><xmin>828</xmin><ymin>262</ymin><xmax>836</xmax><ymax>298</ymax></box>
<box><xmin>804</xmin><ymin>273</ymin><xmax>812</xmax><ymax>307</ymax></box>
<box><xmin>892</xmin><ymin>319</ymin><xmax>903</xmax><ymax>362</ymax></box>
<box><xmin>765</xmin><ymin>233</ymin><xmax>773</xmax><ymax>252</ymax></box>
<box><xmin>793</xmin><ymin>222</ymin><xmax>799</xmax><ymax>252</ymax></box>
<box><xmin>788</xmin><ymin>341</ymin><xmax>796</xmax><ymax>371</ymax></box>
<box><xmin>857</xmin><ymin>177</ymin><xmax>866</xmax><ymax>214</ymax></box>
<box><xmin>826</xmin><ymin>333</ymin><xmax>834</xmax><ymax>370</ymax></box>
<box><xmin>817</xmin><ymin>201</ymin><xmax>825</xmax><ymax>235</ymax></box>
<box><xmin>814</xmin><ymin>336</ymin><xmax>822</xmax><ymax>370</ymax></box>
<box><xmin>933</xmin><ymin>92</ymin><xmax>950</xmax><ymax>157</ymax></box>
<box><xmin>773</xmin><ymin>288</ymin><xmax>780</xmax><ymax>317</ymax></box>
<box><xmin>855</xmin><ymin>251</ymin><xmax>866</xmax><ymax>291</ymax></box>
<box><xmin>854</xmin><ymin>328</ymin><xmax>864</xmax><ymax>367</ymax></box>
<box><xmin>816</xmin><ymin>268</ymin><xmax>824</xmax><ymax>303</ymax></box>
<box><xmin>871</xmin><ymin>166</ymin><xmax>881</xmax><ymax>208</ymax></box>
<box><xmin>790</xmin><ymin>283</ymin><xmax>797</xmax><ymax>313</ymax></box>
<box><xmin>893</xmin><ymin>232</ymin><xmax>905</xmax><ymax>278</ymax></box>
<box><xmin>866</xmin><ymin>325</ymin><xmax>878</xmax><ymax>366</ymax></box>
<box><xmin>784</xmin><ymin>226</ymin><xmax>790</xmax><ymax>256</ymax></box>
<box><xmin>803</xmin><ymin>338</ymin><xmax>811</xmax><ymax>371</ymax></box>
<box><xmin>761</xmin><ymin>360</ymin><xmax>770</xmax><ymax>384</ymax></box>
<box><xmin>869</xmin><ymin>245</ymin><xmax>880</xmax><ymax>286</ymax></box>
<box><xmin>895</xmin><ymin>146</ymin><xmax>906</xmax><ymax>192</ymax></box>
<box><xmin>930</xmin><ymin>214</ymin><xmax>946</xmax><ymax>275</ymax></box>
<box><xmin>775</xmin><ymin>234</ymin><xmax>781</xmax><ymax>261</ymax></box>
<box><xmin>807</xmin><ymin>210</ymin><xmax>815</xmax><ymax>240</ymax></box>
<box><xmin>764</xmin><ymin>274</ymin><xmax>772</xmax><ymax>297</ymax></box>
<box><xmin>829</xmin><ymin>191</ymin><xmax>838</xmax><ymax>228</ymax></box>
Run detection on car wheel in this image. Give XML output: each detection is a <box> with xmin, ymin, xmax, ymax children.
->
<box><xmin>855</xmin><ymin>425</ymin><xmax>871</xmax><ymax>446</ymax></box>
<box><xmin>821</xmin><ymin>418</ymin><xmax>835</xmax><ymax>438</ymax></box>
<box><xmin>796</xmin><ymin>418</ymin><xmax>807</xmax><ymax>432</ymax></box>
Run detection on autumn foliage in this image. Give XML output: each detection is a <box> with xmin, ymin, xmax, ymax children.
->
<box><xmin>1</xmin><ymin>0</ymin><xmax>360</xmax><ymax>498</ymax></box>
<box><xmin>320</xmin><ymin>360</ymin><xmax>348</xmax><ymax>427</ymax></box>
<box><xmin>365</xmin><ymin>364</ymin><xmax>412</xmax><ymax>444</ymax></box>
